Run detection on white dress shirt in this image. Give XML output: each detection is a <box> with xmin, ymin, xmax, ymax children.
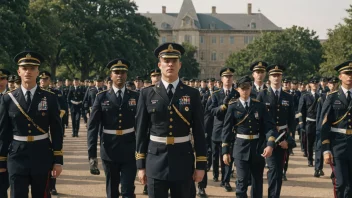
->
<box><xmin>341</xmin><ymin>86</ymin><xmax>352</xmax><ymax>98</ymax></box>
<box><xmin>239</xmin><ymin>97</ymin><xmax>251</xmax><ymax>109</ymax></box>
<box><xmin>21</xmin><ymin>85</ymin><xmax>37</xmax><ymax>101</ymax></box>
<box><xmin>112</xmin><ymin>85</ymin><xmax>126</xmax><ymax>98</ymax></box>
<box><xmin>161</xmin><ymin>78</ymin><xmax>179</xmax><ymax>94</ymax></box>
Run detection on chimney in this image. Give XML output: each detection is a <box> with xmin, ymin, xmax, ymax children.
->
<box><xmin>247</xmin><ymin>3</ymin><xmax>252</xmax><ymax>15</ymax></box>
<box><xmin>162</xmin><ymin>6</ymin><xmax>166</xmax><ymax>14</ymax></box>
<box><xmin>212</xmin><ymin>6</ymin><xmax>216</xmax><ymax>14</ymax></box>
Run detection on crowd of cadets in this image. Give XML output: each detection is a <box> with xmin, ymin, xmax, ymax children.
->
<box><xmin>0</xmin><ymin>44</ymin><xmax>351</xmax><ymax>198</ymax></box>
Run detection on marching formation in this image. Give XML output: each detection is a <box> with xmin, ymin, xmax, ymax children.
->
<box><xmin>0</xmin><ymin>42</ymin><xmax>351</xmax><ymax>198</ymax></box>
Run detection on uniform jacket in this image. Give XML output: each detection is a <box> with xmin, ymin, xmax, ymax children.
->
<box><xmin>209</xmin><ymin>87</ymin><xmax>240</xmax><ymax>142</ymax></box>
<box><xmin>135</xmin><ymin>81</ymin><xmax>207</xmax><ymax>181</ymax></box>
<box><xmin>87</xmin><ymin>88</ymin><xmax>139</xmax><ymax>162</ymax></box>
<box><xmin>321</xmin><ymin>88</ymin><xmax>352</xmax><ymax>160</ymax></box>
<box><xmin>222</xmin><ymin>98</ymin><xmax>277</xmax><ymax>160</ymax></box>
<box><xmin>0</xmin><ymin>88</ymin><xmax>63</xmax><ymax>174</ymax></box>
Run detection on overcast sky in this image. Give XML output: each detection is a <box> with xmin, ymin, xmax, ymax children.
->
<box><xmin>133</xmin><ymin>0</ymin><xmax>351</xmax><ymax>39</ymax></box>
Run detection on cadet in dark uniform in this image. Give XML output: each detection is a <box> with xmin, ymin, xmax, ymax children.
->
<box><xmin>39</xmin><ymin>71</ymin><xmax>67</xmax><ymax>195</ymax></box>
<box><xmin>150</xmin><ymin>68</ymin><xmax>161</xmax><ymax>85</ymax></box>
<box><xmin>0</xmin><ymin>51</ymin><xmax>63</xmax><ymax>198</ymax></box>
<box><xmin>7</xmin><ymin>75</ymin><xmax>16</xmax><ymax>91</ymax></box>
<box><xmin>67</xmin><ymin>78</ymin><xmax>85</xmax><ymax>137</ymax></box>
<box><xmin>250</xmin><ymin>61</ymin><xmax>268</xmax><ymax>98</ymax></box>
<box><xmin>134</xmin><ymin>76</ymin><xmax>144</xmax><ymax>92</ymax></box>
<box><xmin>136</xmin><ymin>43</ymin><xmax>207</xmax><ymax>198</ymax></box>
<box><xmin>62</xmin><ymin>79</ymin><xmax>71</xmax><ymax>129</ymax></box>
<box><xmin>290</xmin><ymin>78</ymin><xmax>301</xmax><ymax>141</ymax></box>
<box><xmin>81</xmin><ymin>80</ymin><xmax>90</xmax><ymax>124</ymax></box>
<box><xmin>209</xmin><ymin>67</ymin><xmax>239</xmax><ymax>191</ymax></box>
<box><xmin>257</xmin><ymin>65</ymin><xmax>295</xmax><ymax>198</ymax></box>
<box><xmin>297</xmin><ymin>77</ymin><xmax>321</xmax><ymax>167</ymax></box>
<box><xmin>0</xmin><ymin>69</ymin><xmax>10</xmax><ymax>198</ymax></box>
<box><xmin>83</xmin><ymin>76</ymin><xmax>104</xmax><ymax>115</ymax></box>
<box><xmin>321</xmin><ymin>61</ymin><xmax>352</xmax><ymax>198</ymax></box>
<box><xmin>318</xmin><ymin>77</ymin><xmax>330</xmax><ymax>94</ymax></box>
<box><xmin>87</xmin><ymin>58</ymin><xmax>138</xmax><ymax>198</ymax></box>
<box><xmin>222</xmin><ymin>75</ymin><xmax>277</xmax><ymax>198</ymax></box>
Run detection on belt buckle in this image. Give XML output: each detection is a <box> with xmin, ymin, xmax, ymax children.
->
<box><xmin>249</xmin><ymin>135</ymin><xmax>253</xmax><ymax>139</ymax></box>
<box><xmin>27</xmin><ymin>136</ymin><xmax>34</xmax><ymax>142</ymax></box>
<box><xmin>116</xmin><ymin>130</ymin><xmax>123</xmax><ymax>135</ymax></box>
<box><xmin>166</xmin><ymin>137</ymin><xmax>174</xmax><ymax>145</ymax></box>
<box><xmin>347</xmin><ymin>129</ymin><xmax>352</xmax><ymax>135</ymax></box>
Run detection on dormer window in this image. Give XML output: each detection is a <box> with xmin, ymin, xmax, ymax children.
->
<box><xmin>161</xmin><ymin>22</ymin><xmax>169</xmax><ymax>29</ymax></box>
<box><xmin>210</xmin><ymin>22</ymin><xmax>216</xmax><ymax>30</ymax></box>
<box><xmin>251</xmin><ymin>22</ymin><xmax>256</xmax><ymax>29</ymax></box>
<box><xmin>183</xmin><ymin>16</ymin><xmax>192</xmax><ymax>27</ymax></box>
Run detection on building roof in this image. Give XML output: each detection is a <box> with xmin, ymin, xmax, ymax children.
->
<box><xmin>141</xmin><ymin>0</ymin><xmax>281</xmax><ymax>31</ymax></box>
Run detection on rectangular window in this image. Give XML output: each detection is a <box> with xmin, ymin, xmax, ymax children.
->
<box><xmin>244</xmin><ymin>36</ymin><xmax>255</xmax><ymax>44</ymax></box>
<box><xmin>244</xmin><ymin>36</ymin><xmax>249</xmax><ymax>44</ymax></box>
<box><xmin>184</xmin><ymin>35</ymin><xmax>191</xmax><ymax>43</ymax></box>
<box><xmin>220</xmin><ymin>36</ymin><xmax>224</xmax><ymax>44</ymax></box>
<box><xmin>212</xmin><ymin>36</ymin><xmax>216</xmax><ymax>44</ymax></box>
<box><xmin>230</xmin><ymin>36</ymin><xmax>235</xmax><ymax>44</ymax></box>
<box><xmin>200</xmin><ymin>36</ymin><xmax>204</xmax><ymax>44</ymax></box>
<box><xmin>211</xmin><ymin>52</ymin><xmax>217</xmax><ymax>61</ymax></box>
<box><xmin>161</xmin><ymin>37</ymin><xmax>166</xmax><ymax>44</ymax></box>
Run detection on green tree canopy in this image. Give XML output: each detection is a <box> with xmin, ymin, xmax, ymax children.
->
<box><xmin>226</xmin><ymin>26</ymin><xmax>323</xmax><ymax>80</ymax></box>
<box><xmin>179</xmin><ymin>42</ymin><xmax>200</xmax><ymax>78</ymax></box>
<box><xmin>320</xmin><ymin>5</ymin><xmax>352</xmax><ymax>76</ymax></box>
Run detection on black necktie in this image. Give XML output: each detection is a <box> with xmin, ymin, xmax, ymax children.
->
<box><xmin>347</xmin><ymin>91</ymin><xmax>351</xmax><ymax>104</ymax></box>
<box><xmin>245</xmin><ymin>102</ymin><xmax>249</xmax><ymax>111</ymax></box>
<box><xmin>167</xmin><ymin>84</ymin><xmax>173</xmax><ymax>100</ymax></box>
<box><xmin>258</xmin><ymin>87</ymin><xmax>261</xmax><ymax>92</ymax></box>
<box><xmin>116</xmin><ymin>90</ymin><xmax>122</xmax><ymax>106</ymax></box>
<box><xmin>26</xmin><ymin>91</ymin><xmax>31</xmax><ymax>107</ymax></box>
<box><xmin>275</xmin><ymin>90</ymin><xmax>279</xmax><ymax>103</ymax></box>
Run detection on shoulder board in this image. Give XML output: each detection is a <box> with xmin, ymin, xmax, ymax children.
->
<box><xmin>228</xmin><ymin>98</ymin><xmax>238</xmax><ymax>105</ymax></box>
<box><xmin>144</xmin><ymin>84</ymin><xmax>155</xmax><ymax>89</ymax></box>
<box><xmin>251</xmin><ymin>98</ymin><xmax>260</xmax><ymax>102</ymax></box>
<box><xmin>213</xmin><ymin>89</ymin><xmax>221</xmax><ymax>94</ymax></box>
<box><xmin>318</xmin><ymin>97</ymin><xmax>321</xmax><ymax>102</ymax></box>
<box><xmin>283</xmin><ymin>90</ymin><xmax>290</xmax><ymax>94</ymax></box>
<box><xmin>97</xmin><ymin>90</ymin><xmax>108</xmax><ymax>95</ymax></box>
<box><xmin>5</xmin><ymin>89</ymin><xmax>16</xmax><ymax>94</ymax></box>
<box><xmin>90</xmin><ymin>88</ymin><xmax>96</xmax><ymax>91</ymax></box>
<box><xmin>327</xmin><ymin>90</ymin><xmax>338</xmax><ymax>96</ymax></box>
<box><xmin>42</xmin><ymin>89</ymin><xmax>55</xmax><ymax>94</ymax></box>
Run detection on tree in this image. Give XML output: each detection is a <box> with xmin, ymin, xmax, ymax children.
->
<box><xmin>0</xmin><ymin>0</ymin><xmax>31</xmax><ymax>73</ymax></box>
<box><xmin>179</xmin><ymin>42</ymin><xmax>200</xmax><ymax>78</ymax></box>
<box><xmin>320</xmin><ymin>5</ymin><xmax>352</xmax><ymax>76</ymax></box>
<box><xmin>226</xmin><ymin>26</ymin><xmax>323</xmax><ymax>79</ymax></box>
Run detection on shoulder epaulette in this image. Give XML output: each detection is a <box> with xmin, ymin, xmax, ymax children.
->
<box><xmin>228</xmin><ymin>98</ymin><xmax>238</xmax><ymax>105</ymax></box>
<box><xmin>327</xmin><ymin>90</ymin><xmax>338</xmax><ymax>96</ymax></box>
<box><xmin>251</xmin><ymin>98</ymin><xmax>260</xmax><ymax>102</ymax></box>
<box><xmin>97</xmin><ymin>90</ymin><xmax>108</xmax><ymax>95</ymax></box>
<box><xmin>283</xmin><ymin>90</ymin><xmax>290</xmax><ymax>94</ymax></box>
<box><xmin>42</xmin><ymin>89</ymin><xmax>55</xmax><ymax>94</ymax></box>
<box><xmin>5</xmin><ymin>89</ymin><xmax>16</xmax><ymax>94</ymax></box>
<box><xmin>213</xmin><ymin>89</ymin><xmax>220</xmax><ymax>94</ymax></box>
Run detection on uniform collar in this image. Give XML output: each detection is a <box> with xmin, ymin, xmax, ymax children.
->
<box><xmin>112</xmin><ymin>85</ymin><xmax>125</xmax><ymax>96</ymax></box>
<box><xmin>239</xmin><ymin>97</ymin><xmax>251</xmax><ymax>108</ymax></box>
<box><xmin>21</xmin><ymin>85</ymin><xmax>37</xmax><ymax>97</ymax></box>
<box><xmin>161</xmin><ymin>78</ymin><xmax>179</xmax><ymax>93</ymax></box>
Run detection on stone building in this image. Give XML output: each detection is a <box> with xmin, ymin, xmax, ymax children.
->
<box><xmin>142</xmin><ymin>0</ymin><xmax>281</xmax><ymax>79</ymax></box>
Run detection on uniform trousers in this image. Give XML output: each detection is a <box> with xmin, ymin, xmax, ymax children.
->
<box><xmin>9</xmin><ymin>171</ymin><xmax>50</xmax><ymax>198</ymax></box>
<box><xmin>102</xmin><ymin>159</ymin><xmax>136</xmax><ymax>198</ymax></box>
<box><xmin>334</xmin><ymin>158</ymin><xmax>352</xmax><ymax>198</ymax></box>
<box><xmin>147</xmin><ymin>177</ymin><xmax>193</xmax><ymax>198</ymax></box>
<box><xmin>267</xmin><ymin>146</ymin><xmax>287</xmax><ymax>198</ymax></box>
<box><xmin>0</xmin><ymin>171</ymin><xmax>9</xmax><ymax>198</ymax></box>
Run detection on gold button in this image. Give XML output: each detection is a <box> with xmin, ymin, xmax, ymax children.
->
<box><xmin>28</xmin><ymin>124</ymin><xmax>30</xmax><ymax>127</ymax></box>
<box><xmin>28</xmin><ymin>130</ymin><xmax>31</xmax><ymax>133</ymax></box>
<box><xmin>277</xmin><ymin>109</ymin><xmax>280</xmax><ymax>112</ymax></box>
<box><xmin>249</xmin><ymin>120</ymin><xmax>251</xmax><ymax>123</ymax></box>
<box><xmin>250</xmin><ymin>131</ymin><xmax>252</xmax><ymax>133</ymax></box>
<box><xmin>349</xmin><ymin>113</ymin><xmax>351</xmax><ymax>115</ymax></box>
<box><xmin>170</xmin><ymin>111</ymin><xmax>173</xmax><ymax>114</ymax></box>
<box><xmin>119</xmin><ymin>108</ymin><xmax>121</xmax><ymax>110</ymax></box>
<box><xmin>119</xmin><ymin>114</ymin><xmax>122</xmax><ymax>116</ymax></box>
<box><xmin>277</xmin><ymin>117</ymin><xmax>279</xmax><ymax>119</ymax></box>
<box><xmin>119</xmin><ymin>120</ymin><xmax>122</xmax><ymax>123</ymax></box>
<box><xmin>276</xmin><ymin>122</ymin><xmax>279</xmax><ymax>124</ymax></box>
<box><xmin>119</xmin><ymin>126</ymin><xmax>122</xmax><ymax>129</ymax></box>
<box><xmin>170</xmin><ymin>118</ymin><xmax>173</xmax><ymax>122</ymax></box>
<box><xmin>349</xmin><ymin>126</ymin><xmax>352</xmax><ymax>128</ymax></box>
<box><xmin>249</xmin><ymin>126</ymin><xmax>252</xmax><ymax>128</ymax></box>
<box><xmin>169</xmin><ymin>132</ymin><xmax>172</xmax><ymax>135</ymax></box>
<box><xmin>349</xmin><ymin>119</ymin><xmax>351</xmax><ymax>122</ymax></box>
<box><xmin>169</xmin><ymin>125</ymin><xmax>173</xmax><ymax>129</ymax></box>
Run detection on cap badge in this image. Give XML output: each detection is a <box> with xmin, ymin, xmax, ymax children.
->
<box><xmin>168</xmin><ymin>44</ymin><xmax>173</xmax><ymax>50</ymax></box>
<box><xmin>26</xmin><ymin>53</ymin><xmax>32</xmax><ymax>58</ymax></box>
<box><xmin>258</xmin><ymin>62</ymin><xmax>262</xmax><ymax>66</ymax></box>
<box><xmin>275</xmin><ymin>66</ymin><xmax>279</xmax><ymax>70</ymax></box>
